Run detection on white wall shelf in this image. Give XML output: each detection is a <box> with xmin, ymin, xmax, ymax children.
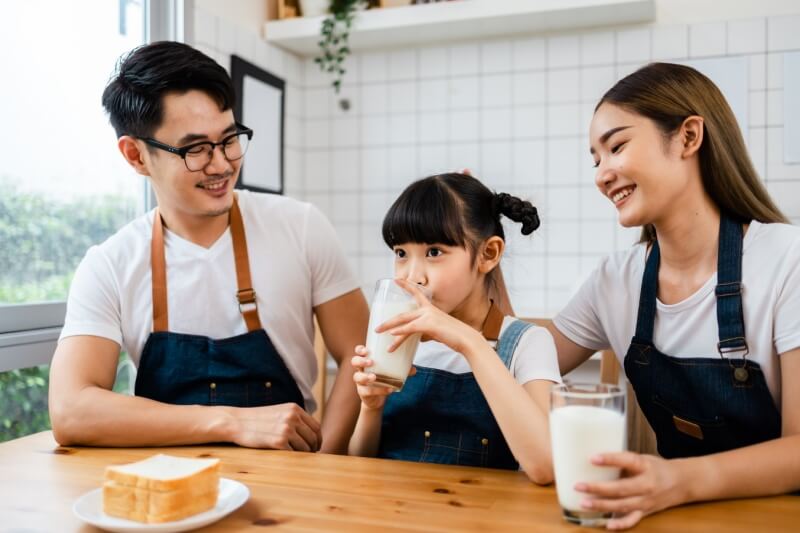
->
<box><xmin>264</xmin><ymin>0</ymin><xmax>655</xmax><ymax>57</ymax></box>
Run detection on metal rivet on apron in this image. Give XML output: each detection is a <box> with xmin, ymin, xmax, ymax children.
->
<box><xmin>265</xmin><ymin>381</ymin><xmax>272</xmax><ymax>388</ymax></box>
<box><xmin>734</xmin><ymin>367</ymin><xmax>749</xmax><ymax>382</ymax></box>
<box><xmin>481</xmin><ymin>438</ymin><xmax>489</xmax><ymax>446</ymax></box>
<box><xmin>424</xmin><ymin>430</ymin><xmax>431</xmax><ymax>438</ymax></box>
<box><xmin>209</xmin><ymin>382</ymin><xmax>216</xmax><ymax>390</ymax></box>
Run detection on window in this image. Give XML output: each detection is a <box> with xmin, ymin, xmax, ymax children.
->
<box><xmin>0</xmin><ymin>0</ymin><xmax>150</xmax><ymax>442</ymax></box>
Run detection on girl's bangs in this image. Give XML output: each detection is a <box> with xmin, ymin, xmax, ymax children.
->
<box><xmin>381</xmin><ymin>180</ymin><xmax>467</xmax><ymax>248</ymax></box>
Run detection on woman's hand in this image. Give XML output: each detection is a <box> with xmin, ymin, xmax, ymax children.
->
<box><xmin>575</xmin><ymin>452</ymin><xmax>691</xmax><ymax>530</ymax></box>
<box><xmin>376</xmin><ymin>279</ymin><xmax>484</xmax><ymax>356</ymax></box>
<box><xmin>351</xmin><ymin>345</ymin><xmax>406</xmax><ymax>410</ymax></box>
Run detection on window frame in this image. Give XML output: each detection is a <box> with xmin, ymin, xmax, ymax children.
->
<box><xmin>0</xmin><ymin>0</ymin><xmax>184</xmax><ymax>373</ymax></box>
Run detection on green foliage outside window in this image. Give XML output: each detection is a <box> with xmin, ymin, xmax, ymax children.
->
<box><xmin>0</xmin><ymin>178</ymin><xmax>137</xmax><ymax>442</ymax></box>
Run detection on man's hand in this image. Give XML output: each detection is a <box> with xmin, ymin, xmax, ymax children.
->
<box><xmin>227</xmin><ymin>402</ymin><xmax>322</xmax><ymax>451</ymax></box>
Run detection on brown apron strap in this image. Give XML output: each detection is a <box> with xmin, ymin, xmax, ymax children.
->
<box><xmin>151</xmin><ymin>210</ymin><xmax>169</xmax><ymax>332</ymax></box>
<box><xmin>481</xmin><ymin>300</ymin><xmax>505</xmax><ymax>341</ymax></box>
<box><xmin>149</xmin><ymin>195</ymin><xmax>261</xmax><ymax>333</ymax></box>
<box><xmin>230</xmin><ymin>197</ymin><xmax>262</xmax><ymax>332</ymax></box>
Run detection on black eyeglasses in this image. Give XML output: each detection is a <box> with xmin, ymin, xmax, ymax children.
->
<box><xmin>139</xmin><ymin>123</ymin><xmax>254</xmax><ymax>172</ymax></box>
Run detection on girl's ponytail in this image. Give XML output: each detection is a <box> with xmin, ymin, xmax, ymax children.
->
<box><xmin>494</xmin><ymin>193</ymin><xmax>540</xmax><ymax>235</ymax></box>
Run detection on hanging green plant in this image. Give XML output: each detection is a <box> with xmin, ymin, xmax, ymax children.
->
<box><xmin>313</xmin><ymin>0</ymin><xmax>363</xmax><ymax>93</ymax></box>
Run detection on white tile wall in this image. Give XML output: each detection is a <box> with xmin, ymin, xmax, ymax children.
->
<box><xmin>190</xmin><ymin>10</ymin><xmax>800</xmax><ymax>317</ymax></box>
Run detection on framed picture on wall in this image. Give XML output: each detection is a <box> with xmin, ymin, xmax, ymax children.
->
<box><xmin>230</xmin><ymin>55</ymin><xmax>284</xmax><ymax>194</ymax></box>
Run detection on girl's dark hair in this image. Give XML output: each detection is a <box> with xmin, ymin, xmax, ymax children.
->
<box><xmin>101</xmin><ymin>41</ymin><xmax>235</xmax><ymax>139</ymax></box>
<box><xmin>382</xmin><ymin>173</ymin><xmax>539</xmax><ymax>249</ymax></box>
<box><xmin>382</xmin><ymin>173</ymin><xmax>540</xmax><ymax>314</ymax></box>
<box><xmin>597</xmin><ymin>62</ymin><xmax>788</xmax><ymax>243</ymax></box>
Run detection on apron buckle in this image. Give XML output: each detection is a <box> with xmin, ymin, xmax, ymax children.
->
<box><xmin>717</xmin><ymin>338</ymin><xmax>750</xmax><ymax>383</ymax></box>
<box><xmin>714</xmin><ymin>281</ymin><xmax>742</xmax><ymax>297</ymax></box>
<box><xmin>237</xmin><ymin>288</ymin><xmax>257</xmax><ymax>313</ymax></box>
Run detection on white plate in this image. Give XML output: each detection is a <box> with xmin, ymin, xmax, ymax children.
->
<box><xmin>73</xmin><ymin>478</ymin><xmax>249</xmax><ymax>533</ymax></box>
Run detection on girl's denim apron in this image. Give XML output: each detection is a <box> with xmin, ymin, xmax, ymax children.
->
<box><xmin>624</xmin><ymin>215</ymin><xmax>781</xmax><ymax>459</ymax></box>
<box><xmin>378</xmin><ymin>303</ymin><xmax>530</xmax><ymax>470</ymax></box>
<box><xmin>134</xmin><ymin>196</ymin><xmax>305</xmax><ymax>409</ymax></box>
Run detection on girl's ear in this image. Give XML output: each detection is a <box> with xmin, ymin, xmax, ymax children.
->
<box><xmin>478</xmin><ymin>236</ymin><xmax>505</xmax><ymax>274</ymax></box>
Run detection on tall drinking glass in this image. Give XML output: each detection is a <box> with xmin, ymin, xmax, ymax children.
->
<box><xmin>365</xmin><ymin>279</ymin><xmax>430</xmax><ymax>390</ymax></box>
<box><xmin>550</xmin><ymin>383</ymin><xmax>626</xmax><ymax>527</ymax></box>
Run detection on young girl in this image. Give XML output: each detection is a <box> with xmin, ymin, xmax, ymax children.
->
<box><xmin>349</xmin><ymin>173</ymin><xmax>559</xmax><ymax>484</ymax></box>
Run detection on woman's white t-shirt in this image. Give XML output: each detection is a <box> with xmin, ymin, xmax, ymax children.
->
<box><xmin>59</xmin><ymin>190</ymin><xmax>360</xmax><ymax>412</ymax></box>
<box><xmin>413</xmin><ymin>317</ymin><xmax>562</xmax><ymax>385</ymax></box>
<box><xmin>554</xmin><ymin>221</ymin><xmax>800</xmax><ymax>409</ymax></box>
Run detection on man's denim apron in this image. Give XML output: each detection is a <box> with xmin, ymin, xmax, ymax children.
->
<box><xmin>624</xmin><ymin>215</ymin><xmax>781</xmax><ymax>459</ymax></box>
<box><xmin>378</xmin><ymin>303</ymin><xmax>531</xmax><ymax>469</ymax></box>
<box><xmin>134</xmin><ymin>196</ymin><xmax>305</xmax><ymax>409</ymax></box>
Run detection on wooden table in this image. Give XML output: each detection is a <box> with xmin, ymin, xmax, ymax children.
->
<box><xmin>0</xmin><ymin>432</ymin><xmax>797</xmax><ymax>532</ymax></box>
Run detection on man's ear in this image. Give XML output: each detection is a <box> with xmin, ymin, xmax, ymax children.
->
<box><xmin>679</xmin><ymin>115</ymin><xmax>704</xmax><ymax>159</ymax></box>
<box><xmin>118</xmin><ymin>136</ymin><xmax>151</xmax><ymax>177</ymax></box>
<box><xmin>478</xmin><ymin>236</ymin><xmax>505</xmax><ymax>274</ymax></box>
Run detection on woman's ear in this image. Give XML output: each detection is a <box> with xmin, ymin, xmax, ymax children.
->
<box><xmin>478</xmin><ymin>236</ymin><xmax>505</xmax><ymax>274</ymax></box>
<box><xmin>679</xmin><ymin>115</ymin><xmax>704</xmax><ymax>159</ymax></box>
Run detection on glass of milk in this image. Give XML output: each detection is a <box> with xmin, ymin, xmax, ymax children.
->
<box><xmin>550</xmin><ymin>383</ymin><xmax>626</xmax><ymax>527</ymax></box>
<box><xmin>365</xmin><ymin>279</ymin><xmax>430</xmax><ymax>391</ymax></box>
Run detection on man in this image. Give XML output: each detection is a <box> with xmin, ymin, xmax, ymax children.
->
<box><xmin>48</xmin><ymin>41</ymin><xmax>367</xmax><ymax>453</ymax></box>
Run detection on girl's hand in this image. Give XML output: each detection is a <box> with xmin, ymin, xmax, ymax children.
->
<box><xmin>376</xmin><ymin>279</ymin><xmax>483</xmax><ymax>356</ymax></box>
<box><xmin>575</xmin><ymin>452</ymin><xmax>690</xmax><ymax>530</ymax></box>
<box><xmin>351</xmin><ymin>345</ymin><xmax>395</xmax><ymax>410</ymax></box>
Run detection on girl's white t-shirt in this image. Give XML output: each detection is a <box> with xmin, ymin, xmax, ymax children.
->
<box><xmin>413</xmin><ymin>317</ymin><xmax>562</xmax><ymax>385</ymax></box>
<box><xmin>59</xmin><ymin>190</ymin><xmax>360</xmax><ymax>412</ymax></box>
<box><xmin>554</xmin><ymin>221</ymin><xmax>800</xmax><ymax>409</ymax></box>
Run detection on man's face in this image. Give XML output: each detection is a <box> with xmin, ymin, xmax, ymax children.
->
<box><xmin>141</xmin><ymin>90</ymin><xmax>241</xmax><ymax>220</ymax></box>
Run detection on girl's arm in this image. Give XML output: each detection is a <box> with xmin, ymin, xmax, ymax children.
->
<box><xmin>376</xmin><ymin>280</ymin><xmax>555</xmax><ymax>483</ymax></box>
<box><xmin>347</xmin><ymin>347</ymin><xmax>394</xmax><ymax>457</ymax></box>
<box><xmin>459</xmin><ymin>334</ymin><xmax>555</xmax><ymax>484</ymax></box>
<box><xmin>348</xmin><ymin>403</ymin><xmax>384</xmax><ymax>457</ymax></box>
<box><xmin>577</xmin><ymin>347</ymin><xmax>800</xmax><ymax>530</ymax></box>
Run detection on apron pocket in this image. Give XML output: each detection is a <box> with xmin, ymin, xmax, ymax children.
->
<box><xmin>651</xmin><ymin>395</ymin><xmax>727</xmax><ymax>457</ymax></box>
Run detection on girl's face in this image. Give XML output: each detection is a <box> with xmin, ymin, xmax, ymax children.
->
<box><xmin>393</xmin><ymin>242</ymin><xmax>481</xmax><ymax>314</ymax></box>
<box><xmin>589</xmin><ymin>103</ymin><xmax>694</xmax><ymax>228</ymax></box>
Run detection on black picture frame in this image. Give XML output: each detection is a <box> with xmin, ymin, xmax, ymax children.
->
<box><xmin>231</xmin><ymin>55</ymin><xmax>285</xmax><ymax>194</ymax></box>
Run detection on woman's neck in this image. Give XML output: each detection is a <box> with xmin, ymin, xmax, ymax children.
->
<box><xmin>653</xmin><ymin>195</ymin><xmax>720</xmax><ymax>273</ymax></box>
<box><xmin>651</xmin><ymin>191</ymin><xmax>720</xmax><ymax>304</ymax></box>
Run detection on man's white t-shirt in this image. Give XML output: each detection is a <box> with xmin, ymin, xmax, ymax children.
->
<box><xmin>60</xmin><ymin>190</ymin><xmax>360</xmax><ymax>412</ymax></box>
<box><xmin>554</xmin><ymin>221</ymin><xmax>800</xmax><ymax>409</ymax></box>
<box><xmin>413</xmin><ymin>317</ymin><xmax>562</xmax><ymax>385</ymax></box>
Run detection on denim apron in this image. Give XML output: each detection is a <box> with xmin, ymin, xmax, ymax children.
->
<box><xmin>378</xmin><ymin>303</ymin><xmax>531</xmax><ymax>469</ymax></box>
<box><xmin>624</xmin><ymin>215</ymin><xmax>781</xmax><ymax>459</ymax></box>
<box><xmin>134</xmin><ymin>196</ymin><xmax>305</xmax><ymax>409</ymax></box>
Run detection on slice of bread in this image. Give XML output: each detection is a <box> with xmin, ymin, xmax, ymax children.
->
<box><xmin>103</xmin><ymin>454</ymin><xmax>220</xmax><ymax>523</ymax></box>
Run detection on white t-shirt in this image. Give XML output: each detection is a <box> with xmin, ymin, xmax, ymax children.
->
<box><xmin>413</xmin><ymin>317</ymin><xmax>562</xmax><ymax>385</ymax></box>
<box><xmin>554</xmin><ymin>221</ymin><xmax>800</xmax><ymax>408</ymax></box>
<box><xmin>60</xmin><ymin>190</ymin><xmax>360</xmax><ymax>412</ymax></box>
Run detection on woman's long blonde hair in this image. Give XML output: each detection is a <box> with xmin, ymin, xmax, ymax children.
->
<box><xmin>596</xmin><ymin>62</ymin><xmax>788</xmax><ymax>243</ymax></box>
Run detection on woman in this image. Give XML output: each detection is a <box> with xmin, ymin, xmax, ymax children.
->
<box><xmin>549</xmin><ymin>62</ymin><xmax>800</xmax><ymax>529</ymax></box>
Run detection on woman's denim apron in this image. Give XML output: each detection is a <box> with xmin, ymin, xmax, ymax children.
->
<box><xmin>378</xmin><ymin>303</ymin><xmax>530</xmax><ymax>469</ymax></box>
<box><xmin>624</xmin><ymin>215</ymin><xmax>781</xmax><ymax>459</ymax></box>
<box><xmin>134</xmin><ymin>196</ymin><xmax>305</xmax><ymax>409</ymax></box>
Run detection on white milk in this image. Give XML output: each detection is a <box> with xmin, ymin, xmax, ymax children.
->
<box><xmin>365</xmin><ymin>300</ymin><xmax>421</xmax><ymax>389</ymax></box>
<box><xmin>550</xmin><ymin>405</ymin><xmax>626</xmax><ymax>511</ymax></box>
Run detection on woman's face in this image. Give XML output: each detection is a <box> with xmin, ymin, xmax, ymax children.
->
<box><xmin>589</xmin><ymin>103</ymin><xmax>692</xmax><ymax>228</ymax></box>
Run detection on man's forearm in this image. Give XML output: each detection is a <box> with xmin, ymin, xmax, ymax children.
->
<box><xmin>51</xmin><ymin>385</ymin><xmax>234</xmax><ymax>447</ymax></box>
<box><xmin>319</xmin><ymin>362</ymin><xmax>361</xmax><ymax>454</ymax></box>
